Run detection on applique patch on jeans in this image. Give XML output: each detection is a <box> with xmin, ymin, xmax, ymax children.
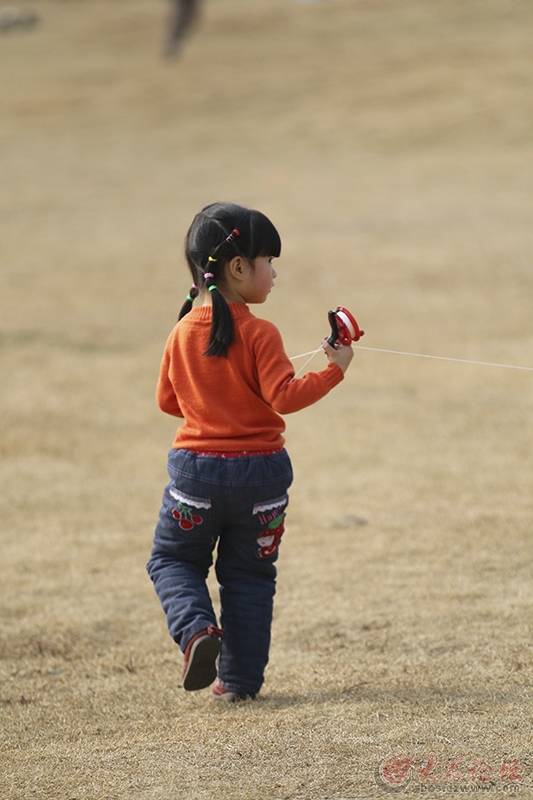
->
<box><xmin>169</xmin><ymin>487</ymin><xmax>211</xmax><ymax>531</ymax></box>
<box><xmin>253</xmin><ymin>495</ymin><xmax>288</xmax><ymax>558</ymax></box>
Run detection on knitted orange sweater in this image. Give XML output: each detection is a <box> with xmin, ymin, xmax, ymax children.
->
<box><xmin>156</xmin><ymin>303</ymin><xmax>344</xmax><ymax>451</ymax></box>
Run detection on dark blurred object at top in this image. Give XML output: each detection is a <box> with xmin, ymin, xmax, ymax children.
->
<box><xmin>0</xmin><ymin>6</ymin><xmax>38</xmax><ymax>32</ymax></box>
<box><xmin>164</xmin><ymin>0</ymin><xmax>200</xmax><ymax>59</ymax></box>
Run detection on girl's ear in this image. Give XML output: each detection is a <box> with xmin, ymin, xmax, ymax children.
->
<box><xmin>227</xmin><ymin>255</ymin><xmax>247</xmax><ymax>281</ymax></box>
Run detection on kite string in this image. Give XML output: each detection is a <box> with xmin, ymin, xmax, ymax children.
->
<box><xmin>291</xmin><ymin>345</ymin><xmax>324</xmax><ymax>378</ymax></box>
<box><xmin>290</xmin><ymin>345</ymin><xmax>533</xmax><ymax>372</ymax></box>
<box><xmin>290</xmin><ymin>349</ymin><xmax>323</xmax><ymax>360</ymax></box>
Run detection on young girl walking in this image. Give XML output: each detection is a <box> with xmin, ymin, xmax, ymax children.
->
<box><xmin>147</xmin><ymin>202</ymin><xmax>353</xmax><ymax>701</ymax></box>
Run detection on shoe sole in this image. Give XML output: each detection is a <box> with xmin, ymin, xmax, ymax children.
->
<box><xmin>182</xmin><ymin>635</ymin><xmax>221</xmax><ymax>691</ymax></box>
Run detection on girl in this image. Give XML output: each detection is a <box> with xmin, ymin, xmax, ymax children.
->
<box><xmin>147</xmin><ymin>202</ymin><xmax>353</xmax><ymax>701</ymax></box>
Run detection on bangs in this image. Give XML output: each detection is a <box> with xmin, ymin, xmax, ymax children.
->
<box><xmin>249</xmin><ymin>210</ymin><xmax>282</xmax><ymax>259</ymax></box>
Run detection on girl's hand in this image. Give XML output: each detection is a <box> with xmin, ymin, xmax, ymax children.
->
<box><xmin>322</xmin><ymin>339</ymin><xmax>354</xmax><ymax>373</ymax></box>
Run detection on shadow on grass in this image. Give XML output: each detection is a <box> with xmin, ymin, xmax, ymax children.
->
<box><xmin>257</xmin><ymin>682</ymin><xmax>526</xmax><ymax>710</ymax></box>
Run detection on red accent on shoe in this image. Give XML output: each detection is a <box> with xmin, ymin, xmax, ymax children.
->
<box><xmin>211</xmin><ymin>679</ymin><xmax>256</xmax><ymax>702</ymax></box>
<box><xmin>211</xmin><ymin>679</ymin><xmax>232</xmax><ymax>698</ymax></box>
<box><xmin>206</xmin><ymin>625</ymin><xmax>224</xmax><ymax>639</ymax></box>
<box><xmin>182</xmin><ymin>626</ymin><xmax>224</xmax><ymax>692</ymax></box>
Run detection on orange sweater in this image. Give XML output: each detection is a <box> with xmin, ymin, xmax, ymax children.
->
<box><xmin>156</xmin><ymin>303</ymin><xmax>344</xmax><ymax>451</ymax></box>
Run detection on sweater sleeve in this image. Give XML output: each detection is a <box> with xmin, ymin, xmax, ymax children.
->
<box><xmin>252</xmin><ymin>321</ymin><xmax>344</xmax><ymax>414</ymax></box>
<box><xmin>156</xmin><ymin>337</ymin><xmax>184</xmax><ymax>418</ymax></box>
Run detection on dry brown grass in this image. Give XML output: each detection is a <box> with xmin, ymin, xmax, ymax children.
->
<box><xmin>1</xmin><ymin>0</ymin><xmax>533</xmax><ymax>797</ymax></box>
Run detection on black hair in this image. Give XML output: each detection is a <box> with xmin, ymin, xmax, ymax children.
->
<box><xmin>178</xmin><ymin>202</ymin><xmax>282</xmax><ymax>357</ymax></box>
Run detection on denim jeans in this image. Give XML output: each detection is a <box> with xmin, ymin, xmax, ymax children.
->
<box><xmin>147</xmin><ymin>448</ymin><xmax>293</xmax><ymax>696</ymax></box>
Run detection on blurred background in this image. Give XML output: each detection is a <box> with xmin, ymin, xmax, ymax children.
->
<box><xmin>2</xmin><ymin>0</ymin><xmax>532</xmax><ymax>509</ymax></box>
<box><xmin>1</xmin><ymin>3</ymin><xmax>533</xmax><ymax>794</ymax></box>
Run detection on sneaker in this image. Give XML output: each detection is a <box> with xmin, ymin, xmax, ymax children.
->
<box><xmin>211</xmin><ymin>679</ymin><xmax>256</xmax><ymax>702</ymax></box>
<box><xmin>182</xmin><ymin>626</ymin><xmax>223</xmax><ymax>691</ymax></box>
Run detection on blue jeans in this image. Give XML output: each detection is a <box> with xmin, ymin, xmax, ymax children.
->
<box><xmin>147</xmin><ymin>448</ymin><xmax>293</xmax><ymax>696</ymax></box>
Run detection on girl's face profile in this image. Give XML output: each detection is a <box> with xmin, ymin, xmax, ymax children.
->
<box><xmin>242</xmin><ymin>256</ymin><xmax>277</xmax><ymax>304</ymax></box>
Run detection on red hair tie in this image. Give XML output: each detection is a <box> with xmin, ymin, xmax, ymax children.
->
<box><xmin>225</xmin><ymin>228</ymin><xmax>240</xmax><ymax>243</ymax></box>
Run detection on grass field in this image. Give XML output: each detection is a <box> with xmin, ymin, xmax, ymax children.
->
<box><xmin>1</xmin><ymin>0</ymin><xmax>533</xmax><ymax>797</ymax></box>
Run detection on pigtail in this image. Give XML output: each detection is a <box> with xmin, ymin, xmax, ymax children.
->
<box><xmin>178</xmin><ymin>283</ymin><xmax>199</xmax><ymax>321</ymax></box>
<box><xmin>203</xmin><ymin>270</ymin><xmax>234</xmax><ymax>357</ymax></box>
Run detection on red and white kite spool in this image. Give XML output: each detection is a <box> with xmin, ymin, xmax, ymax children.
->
<box><xmin>327</xmin><ymin>306</ymin><xmax>365</xmax><ymax>346</ymax></box>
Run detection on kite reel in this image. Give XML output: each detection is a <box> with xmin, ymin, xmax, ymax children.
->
<box><xmin>327</xmin><ymin>306</ymin><xmax>365</xmax><ymax>347</ymax></box>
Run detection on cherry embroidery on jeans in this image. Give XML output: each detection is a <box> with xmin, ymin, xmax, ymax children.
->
<box><xmin>172</xmin><ymin>501</ymin><xmax>203</xmax><ymax>530</ymax></box>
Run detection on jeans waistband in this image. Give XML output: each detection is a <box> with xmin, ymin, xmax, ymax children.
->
<box><xmin>187</xmin><ymin>448</ymin><xmax>284</xmax><ymax>458</ymax></box>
